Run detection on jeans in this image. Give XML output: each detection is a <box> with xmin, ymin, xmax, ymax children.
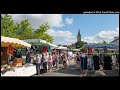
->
<box><xmin>36</xmin><ymin>63</ymin><xmax>40</xmax><ymax>75</ymax></box>
<box><xmin>56</xmin><ymin>60</ymin><xmax>59</xmax><ymax>69</ymax></box>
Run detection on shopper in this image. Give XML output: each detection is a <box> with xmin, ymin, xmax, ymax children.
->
<box><xmin>62</xmin><ymin>53</ymin><xmax>67</xmax><ymax>68</ymax></box>
<box><xmin>111</xmin><ymin>54</ymin><xmax>117</xmax><ymax>70</ymax></box>
<box><xmin>52</xmin><ymin>53</ymin><xmax>56</xmax><ymax>69</ymax></box>
<box><xmin>48</xmin><ymin>53</ymin><xmax>53</xmax><ymax>72</ymax></box>
<box><xmin>26</xmin><ymin>48</ymin><xmax>31</xmax><ymax>63</ymax></box>
<box><xmin>76</xmin><ymin>53</ymin><xmax>81</xmax><ymax>70</ymax></box>
<box><xmin>36</xmin><ymin>54</ymin><xmax>41</xmax><ymax>75</ymax></box>
<box><xmin>55</xmin><ymin>52</ymin><xmax>60</xmax><ymax>70</ymax></box>
<box><xmin>43</xmin><ymin>53</ymin><xmax>48</xmax><ymax>73</ymax></box>
<box><xmin>81</xmin><ymin>52</ymin><xmax>88</xmax><ymax>76</ymax></box>
<box><xmin>40</xmin><ymin>53</ymin><xmax>45</xmax><ymax>74</ymax></box>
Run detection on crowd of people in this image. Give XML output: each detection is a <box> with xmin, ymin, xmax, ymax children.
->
<box><xmin>33</xmin><ymin>52</ymin><xmax>69</xmax><ymax>75</ymax></box>
<box><xmin>9</xmin><ymin>46</ymin><xmax>119</xmax><ymax>76</ymax></box>
<box><xmin>74</xmin><ymin>51</ymin><xmax>119</xmax><ymax>76</ymax></box>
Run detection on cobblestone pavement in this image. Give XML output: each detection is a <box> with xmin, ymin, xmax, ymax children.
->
<box><xmin>33</xmin><ymin>59</ymin><xmax>119</xmax><ymax>77</ymax></box>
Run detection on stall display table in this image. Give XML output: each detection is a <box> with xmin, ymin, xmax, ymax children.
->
<box><xmin>1</xmin><ymin>64</ymin><xmax>36</xmax><ymax>76</ymax></box>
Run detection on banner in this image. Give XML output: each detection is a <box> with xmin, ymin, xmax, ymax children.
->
<box><xmin>7</xmin><ymin>44</ymin><xmax>14</xmax><ymax>55</ymax></box>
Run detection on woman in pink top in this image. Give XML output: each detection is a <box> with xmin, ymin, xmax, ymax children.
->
<box><xmin>52</xmin><ymin>53</ymin><xmax>56</xmax><ymax>69</ymax></box>
<box><xmin>48</xmin><ymin>53</ymin><xmax>53</xmax><ymax>72</ymax></box>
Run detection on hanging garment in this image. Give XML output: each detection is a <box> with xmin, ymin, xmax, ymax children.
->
<box><xmin>81</xmin><ymin>56</ymin><xmax>88</xmax><ymax>70</ymax></box>
<box><xmin>47</xmin><ymin>46</ymin><xmax>51</xmax><ymax>53</ymax></box>
<box><xmin>93</xmin><ymin>55</ymin><xmax>100</xmax><ymax>70</ymax></box>
<box><xmin>103</xmin><ymin>55</ymin><xmax>112</xmax><ymax>70</ymax></box>
<box><xmin>88</xmin><ymin>48</ymin><xmax>92</xmax><ymax>54</ymax></box>
<box><xmin>43</xmin><ymin>47</ymin><xmax>47</xmax><ymax>53</ymax></box>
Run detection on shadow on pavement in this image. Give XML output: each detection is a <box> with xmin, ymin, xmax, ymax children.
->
<box><xmin>53</xmin><ymin>64</ymin><xmax>81</xmax><ymax>75</ymax></box>
<box><xmin>103</xmin><ymin>70</ymin><xmax>119</xmax><ymax>76</ymax></box>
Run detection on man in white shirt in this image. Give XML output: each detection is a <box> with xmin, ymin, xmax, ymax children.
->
<box><xmin>36</xmin><ymin>54</ymin><xmax>41</xmax><ymax>75</ymax></box>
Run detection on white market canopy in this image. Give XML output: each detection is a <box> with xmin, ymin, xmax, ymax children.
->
<box><xmin>51</xmin><ymin>46</ymin><xmax>67</xmax><ymax>50</ymax></box>
<box><xmin>1</xmin><ymin>36</ymin><xmax>31</xmax><ymax>48</ymax></box>
<box><xmin>70</xmin><ymin>49</ymin><xmax>80</xmax><ymax>51</ymax></box>
<box><xmin>84</xmin><ymin>43</ymin><xmax>119</xmax><ymax>49</ymax></box>
<box><xmin>49</xmin><ymin>43</ymin><xmax>58</xmax><ymax>48</ymax></box>
<box><xmin>23</xmin><ymin>39</ymin><xmax>51</xmax><ymax>46</ymax></box>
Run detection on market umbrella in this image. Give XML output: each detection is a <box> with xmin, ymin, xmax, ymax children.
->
<box><xmin>70</xmin><ymin>49</ymin><xmax>80</xmax><ymax>52</ymax></box>
<box><xmin>84</xmin><ymin>43</ymin><xmax>119</xmax><ymax>54</ymax></box>
<box><xmin>84</xmin><ymin>44</ymin><xmax>119</xmax><ymax>49</ymax></box>
<box><xmin>23</xmin><ymin>39</ymin><xmax>50</xmax><ymax>46</ymax></box>
<box><xmin>1</xmin><ymin>36</ymin><xmax>31</xmax><ymax>48</ymax></box>
<box><xmin>53</xmin><ymin>46</ymin><xmax>67</xmax><ymax>50</ymax></box>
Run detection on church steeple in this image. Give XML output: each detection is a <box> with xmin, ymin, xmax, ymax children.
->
<box><xmin>77</xmin><ymin>29</ymin><xmax>81</xmax><ymax>42</ymax></box>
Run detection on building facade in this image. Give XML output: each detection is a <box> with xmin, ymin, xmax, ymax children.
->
<box><xmin>77</xmin><ymin>29</ymin><xmax>81</xmax><ymax>42</ymax></box>
<box><xmin>68</xmin><ymin>29</ymin><xmax>81</xmax><ymax>49</ymax></box>
<box><xmin>110</xmin><ymin>36</ymin><xmax>119</xmax><ymax>45</ymax></box>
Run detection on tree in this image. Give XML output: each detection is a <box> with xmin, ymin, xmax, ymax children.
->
<box><xmin>75</xmin><ymin>41</ymin><xmax>87</xmax><ymax>49</ymax></box>
<box><xmin>15</xmin><ymin>19</ymin><xmax>33</xmax><ymax>40</ymax></box>
<box><xmin>1</xmin><ymin>14</ymin><xmax>16</xmax><ymax>37</ymax></box>
<box><xmin>33</xmin><ymin>23</ymin><xmax>54</xmax><ymax>43</ymax></box>
<box><xmin>98</xmin><ymin>40</ymin><xmax>109</xmax><ymax>44</ymax></box>
<box><xmin>1</xmin><ymin>14</ymin><xmax>54</xmax><ymax>43</ymax></box>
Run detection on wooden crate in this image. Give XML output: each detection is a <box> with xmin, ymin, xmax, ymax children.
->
<box><xmin>12</xmin><ymin>58</ymin><xmax>23</xmax><ymax>67</ymax></box>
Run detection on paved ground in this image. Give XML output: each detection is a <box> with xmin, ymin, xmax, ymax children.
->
<box><xmin>33</xmin><ymin>59</ymin><xmax>119</xmax><ymax>77</ymax></box>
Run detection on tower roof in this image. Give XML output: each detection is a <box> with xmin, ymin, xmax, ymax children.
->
<box><xmin>78</xmin><ymin>29</ymin><xmax>81</xmax><ymax>36</ymax></box>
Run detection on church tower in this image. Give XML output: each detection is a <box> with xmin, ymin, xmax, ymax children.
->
<box><xmin>77</xmin><ymin>29</ymin><xmax>81</xmax><ymax>42</ymax></box>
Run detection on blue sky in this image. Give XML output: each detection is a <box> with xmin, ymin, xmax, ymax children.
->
<box><xmin>53</xmin><ymin>14</ymin><xmax>119</xmax><ymax>37</ymax></box>
<box><xmin>50</xmin><ymin>14</ymin><xmax>119</xmax><ymax>45</ymax></box>
<box><xmin>9</xmin><ymin>14</ymin><xmax>119</xmax><ymax>45</ymax></box>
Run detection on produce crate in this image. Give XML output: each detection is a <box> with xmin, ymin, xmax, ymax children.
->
<box><xmin>12</xmin><ymin>58</ymin><xmax>23</xmax><ymax>67</ymax></box>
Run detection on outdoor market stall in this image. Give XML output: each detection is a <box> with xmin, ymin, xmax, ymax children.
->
<box><xmin>84</xmin><ymin>43</ymin><xmax>119</xmax><ymax>54</ymax></box>
<box><xmin>1</xmin><ymin>36</ymin><xmax>31</xmax><ymax>66</ymax></box>
<box><xmin>23</xmin><ymin>39</ymin><xmax>51</xmax><ymax>53</ymax></box>
<box><xmin>1</xmin><ymin>36</ymin><xmax>37</xmax><ymax>76</ymax></box>
<box><xmin>23</xmin><ymin>39</ymin><xmax>53</xmax><ymax>64</ymax></box>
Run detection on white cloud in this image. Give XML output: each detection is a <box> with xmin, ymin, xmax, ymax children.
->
<box><xmin>116</xmin><ymin>27</ymin><xmax>119</xmax><ymax>32</ymax></box>
<box><xmin>47</xmin><ymin>29</ymin><xmax>75</xmax><ymax>39</ymax></box>
<box><xmin>48</xmin><ymin>27</ymin><xmax>119</xmax><ymax>45</ymax></box>
<box><xmin>47</xmin><ymin>29</ymin><xmax>76</xmax><ymax>45</ymax></box>
<box><xmin>82</xmin><ymin>27</ymin><xmax>119</xmax><ymax>43</ymax></box>
<box><xmin>65</xmin><ymin>17</ymin><xmax>73</xmax><ymax>25</ymax></box>
<box><xmin>82</xmin><ymin>36</ymin><xmax>97</xmax><ymax>43</ymax></box>
<box><xmin>10</xmin><ymin>14</ymin><xmax>64</xmax><ymax>29</ymax></box>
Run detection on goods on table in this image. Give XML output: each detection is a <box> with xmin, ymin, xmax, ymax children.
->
<box><xmin>12</xmin><ymin>58</ymin><xmax>23</xmax><ymax>67</ymax></box>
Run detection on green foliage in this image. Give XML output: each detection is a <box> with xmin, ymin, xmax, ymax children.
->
<box><xmin>98</xmin><ymin>40</ymin><xmax>109</xmax><ymax>44</ymax></box>
<box><xmin>80</xmin><ymin>46</ymin><xmax>87</xmax><ymax>52</ymax></box>
<box><xmin>94</xmin><ymin>48</ymin><xmax>99</xmax><ymax>53</ymax></box>
<box><xmin>75</xmin><ymin>41</ymin><xmax>87</xmax><ymax>48</ymax></box>
<box><xmin>1</xmin><ymin>14</ymin><xmax>16</xmax><ymax>38</ymax></box>
<box><xmin>33</xmin><ymin>23</ymin><xmax>54</xmax><ymax>43</ymax></box>
<box><xmin>15</xmin><ymin>19</ymin><xmax>33</xmax><ymax>39</ymax></box>
<box><xmin>1</xmin><ymin>14</ymin><xmax>54</xmax><ymax>43</ymax></box>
